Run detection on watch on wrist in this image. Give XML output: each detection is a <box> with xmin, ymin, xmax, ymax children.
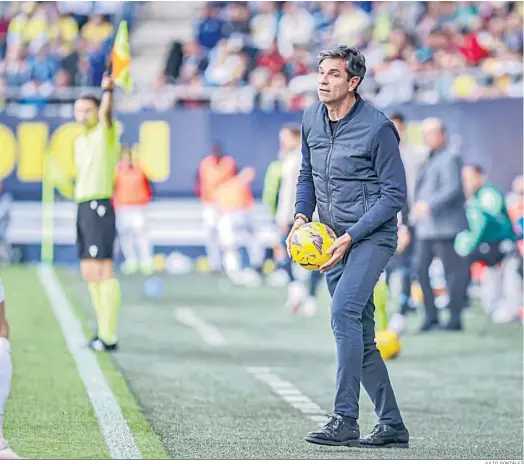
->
<box><xmin>294</xmin><ymin>213</ymin><xmax>309</xmax><ymax>223</ymax></box>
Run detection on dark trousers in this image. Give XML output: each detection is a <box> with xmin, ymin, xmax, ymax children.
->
<box><xmin>326</xmin><ymin>238</ymin><xmax>403</xmax><ymax>424</ymax></box>
<box><xmin>414</xmin><ymin>238</ymin><xmax>469</xmax><ymax>325</ymax></box>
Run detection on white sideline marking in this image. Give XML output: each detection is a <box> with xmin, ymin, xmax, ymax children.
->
<box><xmin>174</xmin><ymin>316</ymin><xmax>425</xmax><ymax>441</ymax></box>
<box><xmin>175</xmin><ymin>307</ymin><xmax>228</xmax><ymax>346</ymax></box>
<box><xmin>246</xmin><ymin>366</ymin><xmax>425</xmax><ymax>440</ymax></box>
<box><xmin>37</xmin><ymin>266</ymin><xmax>142</xmax><ymax>459</ymax></box>
<box><xmin>246</xmin><ymin>366</ymin><xmax>328</xmax><ymax>426</ymax></box>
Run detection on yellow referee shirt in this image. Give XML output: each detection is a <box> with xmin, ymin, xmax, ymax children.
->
<box><xmin>74</xmin><ymin>120</ymin><xmax>120</xmax><ymax>203</ymax></box>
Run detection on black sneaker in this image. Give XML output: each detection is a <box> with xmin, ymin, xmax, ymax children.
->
<box><xmin>359</xmin><ymin>423</ymin><xmax>409</xmax><ymax>448</ymax></box>
<box><xmin>441</xmin><ymin>320</ymin><xmax>463</xmax><ymax>331</ymax></box>
<box><xmin>87</xmin><ymin>337</ymin><xmax>118</xmax><ymax>352</ymax></box>
<box><xmin>305</xmin><ymin>414</ymin><xmax>360</xmax><ymax>447</ymax></box>
<box><xmin>417</xmin><ymin>320</ymin><xmax>441</xmax><ymax>333</ymax></box>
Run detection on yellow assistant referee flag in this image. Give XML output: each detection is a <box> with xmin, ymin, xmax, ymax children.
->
<box><xmin>111</xmin><ymin>20</ymin><xmax>133</xmax><ymax>94</ymax></box>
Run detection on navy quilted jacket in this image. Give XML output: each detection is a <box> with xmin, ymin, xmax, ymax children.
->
<box><xmin>295</xmin><ymin>95</ymin><xmax>407</xmax><ymax>244</ymax></box>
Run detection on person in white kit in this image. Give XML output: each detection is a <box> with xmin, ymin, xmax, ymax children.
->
<box><xmin>0</xmin><ymin>279</ymin><xmax>22</xmax><ymax>459</ymax></box>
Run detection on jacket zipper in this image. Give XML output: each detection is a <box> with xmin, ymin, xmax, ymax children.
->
<box><xmin>363</xmin><ymin>183</ymin><xmax>369</xmax><ymax>213</ymax></box>
<box><xmin>326</xmin><ymin>124</ymin><xmax>338</xmax><ymax>226</ymax></box>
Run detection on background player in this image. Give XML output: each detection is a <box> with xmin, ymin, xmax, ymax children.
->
<box><xmin>0</xmin><ymin>279</ymin><xmax>21</xmax><ymax>459</ymax></box>
<box><xmin>456</xmin><ymin>163</ymin><xmax>520</xmax><ymax>323</ymax></box>
<box><xmin>74</xmin><ymin>73</ymin><xmax>122</xmax><ymax>352</ymax></box>
<box><xmin>386</xmin><ymin>112</ymin><xmax>428</xmax><ymax>334</ymax></box>
<box><xmin>196</xmin><ymin>144</ymin><xmax>237</xmax><ymax>273</ymax></box>
<box><xmin>215</xmin><ymin>166</ymin><xmax>264</xmax><ymax>286</ymax></box>
<box><xmin>114</xmin><ymin>145</ymin><xmax>154</xmax><ymax>276</ymax></box>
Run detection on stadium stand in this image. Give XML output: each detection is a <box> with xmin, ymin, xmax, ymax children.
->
<box><xmin>1</xmin><ymin>1</ymin><xmax>522</xmax><ymax>114</ymax></box>
<box><xmin>156</xmin><ymin>1</ymin><xmax>523</xmax><ymax>111</ymax></box>
<box><xmin>0</xmin><ymin>1</ymin><xmax>142</xmax><ymax>115</ymax></box>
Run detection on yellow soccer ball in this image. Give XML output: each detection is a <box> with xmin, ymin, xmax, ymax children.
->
<box><xmin>290</xmin><ymin>222</ymin><xmax>336</xmax><ymax>270</ymax></box>
<box><xmin>375</xmin><ymin>329</ymin><xmax>402</xmax><ymax>360</ymax></box>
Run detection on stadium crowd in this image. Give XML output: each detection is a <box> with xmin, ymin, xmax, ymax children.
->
<box><xmin>160</xmin><ymin>1</ymin><xmax>524</xmax><ymax>111</ymax></box>
<box><xmin>0</xmin><ymin>1</ymin><xmax>139</xmax><ymax>110</ymax></box>
<box><xmin>0</xmin><ymin>1</ymin><xmax>522</xmax><ymax>113</ymax></box>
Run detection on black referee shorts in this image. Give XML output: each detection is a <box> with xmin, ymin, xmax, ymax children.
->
<box><xmin>76</xmin><ymin>199</ymin><xmax>116</xmax><ymax>260</ymax></box>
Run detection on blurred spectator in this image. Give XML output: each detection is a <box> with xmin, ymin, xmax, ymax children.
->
<box><xmin>250</xmin><ymin>1</ymin><xmax>278</xmax><ymax>51</ymax></box>
<box><xmin>332</xmin><ymin>2</ymin><xmax>371</xmax><ymax>47</ymax></box>
<box><xmin>313</xmin><ymin>2</ymin><xmax>338</xmax><ymax>45</ymax></box>
<box><xmin>195</xmin><ymin>4</ymin><xmax>227</xmax><ymax>51</ymax></box>
<box><xmin>27</xmin><ymin>43</ymin><xmax>58</xmax><ymax>84</ymax></box>
<box><xmin>222</xmin><ymin>2</ymin><xmax>250</xmax><ymax>38</ymax></box>
<box><xmin>256</xmin><ymin>40</ymin><xmax>285</xmax><ymax>76</ymax></box>
<box><xmin>277</xmin><ymin>2</ymin><xmax>315</xmax><ymax>59</ymax></box>
<box><xmin>80</xmin><ymin>14</ymin><xmax>113</xmax><ymax>47</ymax></box>
<box><xmin>2</xmin><ymin>45</ymin><xmax>30</xmax><ymax>87</ymax></box>
<box><xmin>204</xmin><ymin>37</ymin><xmax>247</xmax><ymax>86</ymax></box>
<box><xmin>411</xmin><ymin>118</ymin><xmax>469</xmax><ymax>332</ymax></box>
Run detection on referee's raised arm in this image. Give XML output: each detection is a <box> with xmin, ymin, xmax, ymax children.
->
<box><xmin>99</xmin><ymin>73</ymin><xmax>114</xmax><ymax>128</ymax></box>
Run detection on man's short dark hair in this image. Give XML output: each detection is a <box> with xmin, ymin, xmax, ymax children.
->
<box><xmin>76</xmin><ymin>93</ymin><xmax>100</xmax><ymax>107</ymax></box>
<box><xmin>283</xmin><ymin>122</ymin><xmax>301</xmax><ymax>138</ymax></box>
<box><xmin>389</xmin><ymin>112</ymin><xmax>406</xmax><ymax>124</ymax></box>
<box><xmin>318</xmin><ymin>45</ymin><xmax>367</xmax><ymax>88</ymax></box>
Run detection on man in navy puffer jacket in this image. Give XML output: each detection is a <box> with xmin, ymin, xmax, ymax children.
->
<box><xmin>286</xmin><ymin>46</ymin><xmax>409</xmax><ymax>449</ymax></box>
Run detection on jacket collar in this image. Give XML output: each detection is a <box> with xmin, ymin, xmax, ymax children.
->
<box><xmin>322</xmin><ymin>92</ymin><xmax>362</xmax><ymax>123</ymax></box>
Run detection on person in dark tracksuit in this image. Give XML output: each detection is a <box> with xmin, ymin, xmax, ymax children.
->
<box><xmin>410</xmin><ymin>118</ymin><xmax>469</xmax><ymax>332</ymax></box>
<box><xmin>286</xmin><ymin>46</ymin><xmax>409</xmax><ymax>448</ymax></box>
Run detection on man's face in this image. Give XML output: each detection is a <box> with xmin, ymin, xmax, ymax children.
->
<box><xmin>422</xmin><ymin>123</ymin><xmax>444</xmax><ymax>151</ymax></box>
<box><xmin>317</xmin><ymin>57</ymin><xmax>359</xmax><ymax>104</ymax></box>
<box><xmin>462</xmin><ymin>166</ymin><xmax>484</xmax><ymax>199</ymax></box>
<box><xmin>74</xmin><ymin>98</ymin><xmax>98</xmax><ymax>128</ymax></box>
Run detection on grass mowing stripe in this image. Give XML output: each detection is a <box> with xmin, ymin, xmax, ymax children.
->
<box><xmin>55</xmin><ymin>269</ymin><xmax>168</xmax><ymax>459</ymax></box>
<box><xmin>2</xmin><ymin>266</ymin><xmax>109</xmax><ymax>459</ymax></box>
<box><xmin>37</xmin><ymin>266</ymin><xmax>142</xmax><ymax>460</ymax></box>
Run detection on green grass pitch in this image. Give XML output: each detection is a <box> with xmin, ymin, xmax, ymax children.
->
<box><xmin>2</xmin><ymin>265</ymin><xmax>523</xmax><ymax>459</ymax></box>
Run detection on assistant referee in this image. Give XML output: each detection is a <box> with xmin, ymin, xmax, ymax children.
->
<box><xmin>74</xmin><ymin>73</ymin><xmax>121</xmax><ymax>352</ymax></box>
